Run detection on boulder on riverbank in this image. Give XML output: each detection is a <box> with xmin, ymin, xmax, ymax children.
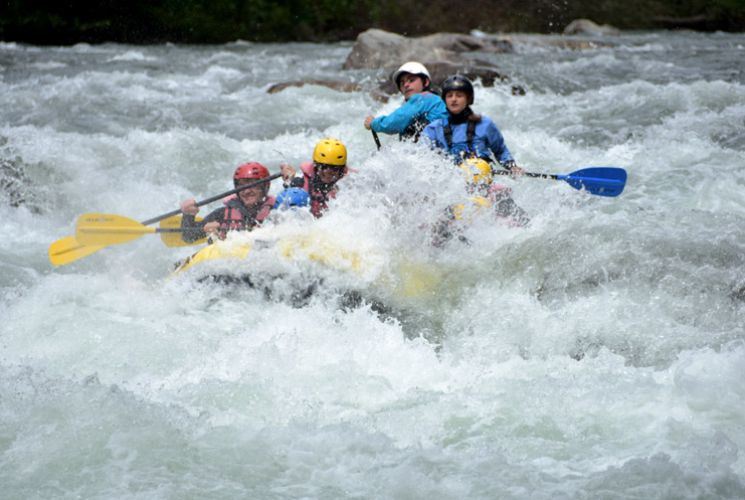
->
<box><xmin>267</xmin><ymin>27</ymin><xmax>630</xmax><ymax>99</ymax></box>
<box><xmin>343</xmin><ymin>28</ymin><xmax>513</xmax><ymax>70</ymax></box>
<box><xmin>268</xmin><ymin>28</ymin><xmax>525</xmax><ymax>99</ymax></box>
<box><xmin>344</xmin><ymin>28</ymin><xmax>524</xmax><ymax>97</ymax></box>
<box><xmin>563</xmin><ymin>19</ymin><xmax>620</xmax><ymax>36</ymax></box>
<box><xmin>375</xmin><ymin>60</ymin><xmax>511</xmax><ymax>95</ymax></box>
<box><xmin>267</xmin><ymin>80</ymin><xmax>363</xmax><ymax>94</ymax></box>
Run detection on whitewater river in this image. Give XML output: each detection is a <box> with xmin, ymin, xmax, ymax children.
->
<box><xmin>1</xmin><ymin>31</ymin><xmax>744</xmax><ymax>498</ymax></box>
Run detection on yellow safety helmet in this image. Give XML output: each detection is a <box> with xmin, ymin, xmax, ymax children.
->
<box><xmin>313</xmin><ymin>138</ymin><xmax>347</xmax><ymax>166</ymax></box>
<box><xmin>459</xmin><ymin>158</ymin><xmax>492</xmax><ymax>185</ymax></box>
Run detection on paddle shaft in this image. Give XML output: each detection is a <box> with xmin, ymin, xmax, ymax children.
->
<box><xmin>372</xmin><ymin>130</ymin><xmax>381</xmax><ymax>151</ymax></box>
<box><xmin>82</xmin><ymin>226</ymin><xmax>190</xmax><ymax>235</ymax></box>
<box><xmin>494</xmin><ymin>169</ymin><xmax>559</xmax><ymax>180</ymax></box>
<box><xmin>140</xmin><ymin>173</ymin><xmax>282</xmax><ymax>225</ymax></box>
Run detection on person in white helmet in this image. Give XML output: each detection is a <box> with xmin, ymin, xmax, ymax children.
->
<box><xmin>363</xmin><ymin>61</ymin><xmax>448</xmax><ymax>142</ymax></box>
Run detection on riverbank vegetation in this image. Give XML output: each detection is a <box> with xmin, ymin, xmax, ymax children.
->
<box><xmin>2</xmin><ymin>0</ymin><xmax>744</xmax><ymax>44</ymax></box>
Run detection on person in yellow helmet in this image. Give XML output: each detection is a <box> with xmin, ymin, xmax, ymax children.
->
<box><xmin>279</xmin><ymin>138</ymin><xmax>349</xmax><ymax>218</ymax></box>
<box><xmin>432</xmin><ymin>158</ymin><xmax>529</xmax><ymax>246</ymax></box>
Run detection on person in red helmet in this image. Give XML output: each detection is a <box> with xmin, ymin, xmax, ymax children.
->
<box><xmin>179</xmin><ymin>162</ymin><xmax>276</xmax><ymax>243</ymax></box>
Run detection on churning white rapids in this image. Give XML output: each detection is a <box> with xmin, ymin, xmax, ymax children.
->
<box><xmin>1</xmin><ymin>32</ymin><xmax>745</xmax><ymax>499</ymax></box>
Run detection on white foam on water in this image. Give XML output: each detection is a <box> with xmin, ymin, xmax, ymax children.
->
<box><xmin>1</xmin><ymin>33</ymin><xmax>745</xmax><ymax>498</ymax></box>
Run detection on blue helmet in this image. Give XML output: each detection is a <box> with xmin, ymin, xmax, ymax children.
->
<box><xmin>274</xmin><ymin>187</ymin><xmax>310</xmax><ymax>209</ymax></box>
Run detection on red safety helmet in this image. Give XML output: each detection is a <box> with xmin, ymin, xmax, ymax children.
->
<box><xmin>233</xmin><ymin>162</ymin><xmax>270</xmax><ymax>186</ymax></box>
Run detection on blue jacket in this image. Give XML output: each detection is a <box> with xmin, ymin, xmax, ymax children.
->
<box><xmin>423</xmin><ymin>115</ymin><xmax>514</xmax><ymax>165</ymax></box>
<box><xmin>371</xmin><ymin>92</ymin><xmax>448</xmax><ymax>139</ymax></box>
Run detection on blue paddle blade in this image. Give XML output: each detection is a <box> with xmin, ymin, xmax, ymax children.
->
<box><xmin>557</xmin><ymin>167</ymin><xmax>627</xmax><ymax>197</ymax></box>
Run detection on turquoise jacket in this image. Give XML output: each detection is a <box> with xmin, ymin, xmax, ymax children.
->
<box><xmin>371</xmin><ymin>92</ymin><xmax>448</xmax><ymax>139</ymax></box>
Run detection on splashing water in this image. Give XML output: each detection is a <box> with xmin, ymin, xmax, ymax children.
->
<box><xmin>1</xmin><ymin>33</ymin><xmax>745</xmax><ymax>498</ymax></box>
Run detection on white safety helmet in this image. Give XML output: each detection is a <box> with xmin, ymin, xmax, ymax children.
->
<box><xmin>391</xmin><ymin>61</ymin><xmax>431</xmax><ymax>88</ymax></box>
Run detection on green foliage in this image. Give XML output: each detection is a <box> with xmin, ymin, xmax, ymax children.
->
<box><xmin>1</xmin><ymin>0</ymin><xmax>744</xmax><ymax>44</ymax></box>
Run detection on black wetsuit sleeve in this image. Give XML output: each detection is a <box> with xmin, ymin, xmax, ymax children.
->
<box><xmin>493</xmin><ymin>195</ymin><xmax>530</xmax><ymax>227</ymax></box>
<box><xmin>180</xmin><ymin>208</ymin><xmax>223</xmax><ymax>243</ymax></box>
<box><xmin>431</xmin><ymin>206</ymin><xmax>457</xmax><ymax>247</ymax></box>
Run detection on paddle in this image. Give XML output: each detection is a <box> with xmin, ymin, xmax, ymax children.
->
<box><xmin>158</xmin><ymin>215</ymin><xmax>207</xmax><ymax>247</ymax></box>
<box><xmin>372</xmin><ymin>130</ymin><xmax>381</xmax><ymax>151</ymax></box>
<box><xmin>76</xmin><ymin>213</ymin><xmax>195</xmax><ymax>246</ymax></box>
<box><xmin>494</xmin><ymin>166</ymin><xmax>627</xmax><ymax>197</ymax></box>
<box><xmin>48</xmin><ymin>236</ymin><xmax>105</xmax><ymax>266</ymax></box>
<box><xmin>49</xmin><ymin>173</ymin><xmax>281</xmax><ymax>266</ymax></box>
<box><xmin>139</xmin><ymin>172</ymin><xmax>282</xmax><ymax>226</ymax></box>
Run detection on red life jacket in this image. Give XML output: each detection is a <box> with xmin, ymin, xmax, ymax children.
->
<box><xmin>300</xmin><ymin>161</ymin><xmax>341</xmax><ymax>218</ymax></box>
<box><xmin>217</xmin><ymin>196</ymin><xmax>275</xmax><ymax>239</ymax></box>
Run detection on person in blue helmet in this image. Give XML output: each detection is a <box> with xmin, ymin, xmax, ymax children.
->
<box><xmin>363</xmin><ymin>62</ymin><xmax>448</xmax><ymax>142</ymax></box>
<box><xmin>273</xmin><ymin>182</ymin><xmax>310</xmax><ymax>210</ymax></box>
<box><xmin>423</xmin><ymin>74</ymin><xmax>525</xmax><ymax>175</ymax></box>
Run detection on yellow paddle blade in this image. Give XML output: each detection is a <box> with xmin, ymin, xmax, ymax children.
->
<box><xmin>159</xmin><ymin>215</ymin><xmax>207</xmax><ymax>247</ymax></box>
<box><xmin>48</xmin><ymin>236</ymin><xmax>105</xmax><ymax>267</ymax></box>
<box><xmin>75</xmin><ymin>213</ymin><xmax>155</xmax><ymax>246</ymax></box>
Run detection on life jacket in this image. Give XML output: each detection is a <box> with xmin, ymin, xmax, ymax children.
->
<box><xmin>401</xmin><ymin>91</ymin><xmax>437</xmax><ymax>142</ymax></box>
<box><xmin>486</xmin><ymin>183</ymin><xmax>513</xmax><ymax>200</ymax></box>
<box><xmin>451</xmin><ymin>184</ymin><xmax>516</xmax><ymax>222</ymax></box>
<box><xmin>217</xmin><ymin>196</ymin><xmax>275</xmax><ymax>239</ymax></box>
<box><xmin>451</xmin><ymin>195</ymin><xmax>491</xmax><ymax>221</ymax></box>
<box><xmin>299</xmin><ymin>161</ymin><xmax>342</xmax><ymax>218</ymax></box>
<box><xmin>443</xmin><ymin>119</ymin><xmax>479</xmax><ymax>158</ymax></box>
